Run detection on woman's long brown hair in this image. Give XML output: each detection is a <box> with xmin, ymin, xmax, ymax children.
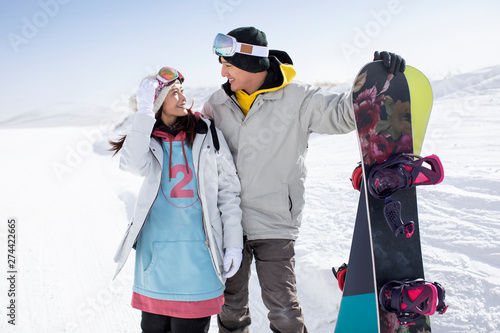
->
<box><xmin>109</xmin><ymin>108</ymin><xmax>198</xmax><ymax>156</ymax></box>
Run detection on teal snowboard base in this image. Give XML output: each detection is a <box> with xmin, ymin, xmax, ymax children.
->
<box><xmin>335</xmin><ymin>185</ymin><xmax>379</xmax><ymax>332</ymax></box>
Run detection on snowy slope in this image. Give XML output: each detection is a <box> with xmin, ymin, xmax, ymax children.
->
<box><xmin>0</xmin><ymin>66</ymin><xmax>499</xmax><ymax>332</ymax></box>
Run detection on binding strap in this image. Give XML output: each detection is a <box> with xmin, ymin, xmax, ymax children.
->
<box><xmin>380</xmin><ymin>278</ymin><xmax>448</xmax><ymax>325</ymax></box>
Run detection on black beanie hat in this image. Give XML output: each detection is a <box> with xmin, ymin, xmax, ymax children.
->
<box><xmin>223</xmin><ymin>27</ymin><xmax>270</xmax><ymax>73</ymax></box>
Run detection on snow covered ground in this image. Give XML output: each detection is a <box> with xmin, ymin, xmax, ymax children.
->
<box><xmin>0</xmin><ymin>65</ymin><xmax>499</xmax><ymax>332</ymax></box>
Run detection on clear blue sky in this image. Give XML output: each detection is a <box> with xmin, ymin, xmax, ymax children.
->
<box><xmin>1</xmin><ymin>0</ymin><xmax>499</xmax><ymax>121</ymax></box>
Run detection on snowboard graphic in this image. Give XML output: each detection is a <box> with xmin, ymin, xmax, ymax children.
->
<box><xmin>335</xmin><ymin>62</ymin><xmax>443</xmax><ymax>333</ymax></box>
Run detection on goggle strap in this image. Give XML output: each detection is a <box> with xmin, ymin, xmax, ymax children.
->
<box><xmin>235</xmin><ymin>42</ymin><xmax>269</xmax><ymax>57</ymax></box>
<box><xmin>154</xmin><ymin>81</ymin><xmax>165</xmax><ymax>100</ymax></box>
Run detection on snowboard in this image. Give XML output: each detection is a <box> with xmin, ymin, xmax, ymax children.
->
<box><xmin>335</xmin><ymin>62</ymin><xmax>434</xmax><ymax>333</ymax></box>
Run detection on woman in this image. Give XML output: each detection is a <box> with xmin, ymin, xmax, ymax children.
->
<box><xmin>111</xmin><ymin>67</ymin><xmax>243</xmax><ymax>333</ymax></box>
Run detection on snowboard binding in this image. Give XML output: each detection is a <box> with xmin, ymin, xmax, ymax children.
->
<box><xmin>350</xmin><ymin>153</ymin><xmax>444</xmax><ymax>196</ymax></box>
<box><xmin>350</xmin><ymin>163</ymin><xmax>363</xmax><ymax>191</ymax></box>
<box><xmin>367</xmin><ymin>153</ymin><xmax>444</xmax><ymax>200</ymax></box>
<box><xmin>379</xmin><ymin>278</ymin><xmax>448</xmax><ymax>325</ymax></box>
<box><xmin>332</xmin><ymin>263</ymin><xmax>348</xmax><ymax>291</ymax></box>
<box><xmin>366</xmin><ymin>153</ymin><xmax>444</xmax><ymax>237</ymax></box>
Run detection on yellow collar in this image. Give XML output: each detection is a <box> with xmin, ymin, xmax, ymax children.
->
<box><xmin>235</xmin><ymin>64</ymin><xmax>296</xmax><ymax>116</ymax></box>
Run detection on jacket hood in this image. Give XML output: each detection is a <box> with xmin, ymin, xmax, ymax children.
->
<box><xmin>223</xmin><ymin>55</ymin><xmax>296</xmax><ymax>93</ymax></box>
<box><xmin>222</xmin><ymin>55</ymin><xmax>297</xmax><ymax>115</ymax></box>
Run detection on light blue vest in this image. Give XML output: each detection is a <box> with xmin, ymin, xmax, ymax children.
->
<box><xmin>133</xmin><ymin>139</ymin><xmax>224</xmax><ymax>301</ymax></box>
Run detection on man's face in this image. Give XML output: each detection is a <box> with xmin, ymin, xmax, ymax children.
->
<box><xmin>220</xmin><ymin>58</ymin><xmax>259</xmax><ymax>93</ymax></box>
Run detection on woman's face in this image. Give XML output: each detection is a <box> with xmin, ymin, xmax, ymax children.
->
<box><xmin>160</xmin><ymin>82</ymin><xmax>187</xmax><ymax>126</ymax></box>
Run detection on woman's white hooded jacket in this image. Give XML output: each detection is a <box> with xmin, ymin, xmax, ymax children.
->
<box><xmin>113</xmin><ymin>113</ymin><xmax>243</xmax><ymax>281</ymax></box>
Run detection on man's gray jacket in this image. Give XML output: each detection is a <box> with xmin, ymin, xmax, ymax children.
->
<box><xmin>202</xmin><ymin>62</ymin><xmax>355</xmax><ymax>240</ymax></box>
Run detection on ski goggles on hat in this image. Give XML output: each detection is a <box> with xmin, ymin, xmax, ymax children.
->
<box><xmin>155</xmin><ymin>67</ymin><xmax>184</xmax><ymax>99</ymax></box>
<box><xmin>213</xmin><ymin>33</ymin><xmax>269</xmax><ymax>58</ymax></box>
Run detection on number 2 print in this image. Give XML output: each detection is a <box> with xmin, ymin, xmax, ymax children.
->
<box><xmin>161</xmin><ymin>164</ymin><xmax>199</xmax><ymax>208</ymax></box>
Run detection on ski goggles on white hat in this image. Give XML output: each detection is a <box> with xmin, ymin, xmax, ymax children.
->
<box><xmin>155</xmin><ymin>67</ymin><xmax>184</xmax><ymax>99</ymax></box>
<box><xmin>212</xmin><ymin>33</ymin><xmax>269</xmax><ymax>58</ymax></box>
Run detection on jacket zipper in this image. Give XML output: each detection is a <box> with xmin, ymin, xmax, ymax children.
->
<box><xmin>228</xmin><ymin>95</ymin><xmax>246</xmax><ymax>121</ymax></box>
<box><xmin>197</xmin><ymin>130</ymin><xmax>223</xmax><ymax>279</ymax></box>
<box><xmin>133</xmin><ymin>145</ymin><xmax>162</xmax><ymax>246</ymax></box>
<box><xmin>197</xmin><ymin>134</ymin><xmax>208</xmax><ymax>244</ymax></box>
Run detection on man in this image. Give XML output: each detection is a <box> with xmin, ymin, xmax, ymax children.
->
<box><xmin>202</xmin><ymin>27</ymin><xmax>405</xmax><ymax>333</ymax></box>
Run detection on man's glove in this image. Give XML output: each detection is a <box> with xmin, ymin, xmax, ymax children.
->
<box><xmin>136</xmin><ymin>79</ymin><xmax>158</xmax><ymax>114</ymax></box>
<box><xmin>374</xmin><ymin>51</ymin><xmax>406</xmax><ymax>75</ymax></box>
<box><xmin>222</xmin><ymin>247</ymin><xmax>243</xmax><ymax>279</ymax></box>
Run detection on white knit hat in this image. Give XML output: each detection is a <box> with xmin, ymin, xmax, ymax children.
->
<box><xmin>129</xmin><ymin>67</ymin><xmax>184</xmax><ymax>113</ymax></box>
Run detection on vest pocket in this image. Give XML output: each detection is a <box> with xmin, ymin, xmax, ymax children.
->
<box><xmin>143</xmin><ymin>240</ymin><xmax>222</xmax><ymax>297</ymax></box>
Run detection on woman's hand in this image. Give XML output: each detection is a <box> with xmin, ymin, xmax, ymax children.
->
<box><xmin>222</xmin><ymin>247</ymin><xmax>243</xmax><ymax>279</ymax></box>
<box><xmin>136</xmin><ymin>79</ymin><xmax>158</xmax><ymax>114</ymax></box>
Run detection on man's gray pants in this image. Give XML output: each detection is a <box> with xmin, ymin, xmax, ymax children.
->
<box><xmin>218</xmin><ymin>238</ymin><xmax>308</xmax><ymax>333</ymax></box>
